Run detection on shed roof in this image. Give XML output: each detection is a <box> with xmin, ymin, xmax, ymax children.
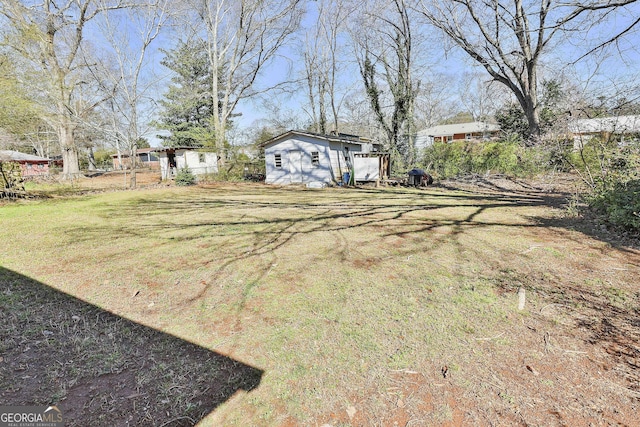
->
<box><xmin>111</xmin><ymin>147</ymin><xmax>160</xmax><ymax>158</ymax></box>
<box><xmin>260</xmin><ymin>130</ymin><xmax>373</xmax><ymax>148</ymax></box>
<box><xmin>417</xmin><ymin>122</ymin><xmax>500</xmax><ymax>137</ymax></box>
<box><xmin>151</xmin><ymin>146</ymin><xmax>216</xmax><ymax>153</ymax></box>
<box><xmin>0</xmin><ymin>150</ymin><xmax>50</xmax><ymax>162</ymax></box>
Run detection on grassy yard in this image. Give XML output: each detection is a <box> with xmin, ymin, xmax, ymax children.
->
<box><xmin>1</xmin><ymin>178</ymin><xmax>639</xmax><ymax>426</ymax></box>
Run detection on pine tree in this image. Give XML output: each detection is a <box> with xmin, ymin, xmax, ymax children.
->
<box><xmin>156</xmin><ymin>39</ymin><xmax>217</xmax><ymax>147</ymax></box>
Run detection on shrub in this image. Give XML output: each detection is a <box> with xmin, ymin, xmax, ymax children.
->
<box><xmin>175</xmin><ymin>167</ymin><xmax>196</xmax><ymax>186</ymax></box>
<box><xmin>569</xmin><ymin>137</ymin><xmax>640</xmax><ymax>230</ymax></box>
<box><xmin>199</xmin><ymin>166</ymin><xmax>245</xmax><ymax>183</ymax></box>
<box><xmin>588</xmin><ymin>179</ymin><xmax>640</xmax><ymax>230</ymax></box>
<box><xmin>422</xmin><ymin>140</ymin><xmax>543</xmax><ymax>179</ymax></box>
<box><xmin>0</xmin><ymin>161</ymin><xmax>25</xmax><ymax>198</ymax></box>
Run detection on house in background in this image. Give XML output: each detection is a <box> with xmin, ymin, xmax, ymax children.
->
<box><xmin>261</xmin><ymin>130</ymin><xmax>384</xmax><ymax>186</ymax></box>
<box><xmin>415</xmin><ymin>121</ymin><xmax>501</xmax><ymax>149</ymax></box>
<box><xmin>111</xmin><ymin>147</ymin><xmax>160</xmax><ymax>170</ymax></box>
<box><xmin>152</xmin><ymin>147</ymin><xmax>218</xmax><ymax>180</ymax></box>
<box><xmin>569</xmin><ymin>115</ymin><xmax>640</xmax><ymax>148</ymax></box>
<box><xmin>0</xmin><ymin>150</ymin><xmax>50</xmax><ymax>177</ymax></box>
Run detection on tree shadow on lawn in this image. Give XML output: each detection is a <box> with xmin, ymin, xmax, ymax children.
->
<box><xmin>63</xmin><ymin>185</ymin><xmax>575</xmax><ymax>303</ymax></box>
<box><xmin>497</xmin><ymin>264</ymin><xmax>640</xmax><ymax>396</ymax></box>
<box><xmin>97</xmin><ymin>185</ymin><xmax>560</xmax><ymax>239</ymax></box>
<box><xmin>491</xmin><ymin>212</ymin><xmax>640</xmax><ymax>398</ymax></box>
<box><xmin>78</xmin><ymin>187</ymin><xmax>556</xmax><ymax>293</ymax></box>
<box><xmin>0</xmin><ymin>267</ymin><xmax>263</xmax><ymax>427</ymax></box>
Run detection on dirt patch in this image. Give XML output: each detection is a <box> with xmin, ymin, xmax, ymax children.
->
<box><xmin>63</xmin><ymin>370</ymin><xmax>138</xmax><ymax>424</ymax></box>
<box><xmin>76</xmin><ymin>170</ymin><xmax>163</xmax><ymax>189</ymax></box>
<box><xmin>0</xmin><ymin>267</ymin><xmax>263</xmax><ymax>426</ymax></box>
<box><xmin>438</xmin><ymin>173</ymin><xmax>581</xmax><ymax>196</ymax></box>
<box><xmin>441</xmin><ymin>172</ymin><xmax>640</xmax><ymax>247</ymax></box>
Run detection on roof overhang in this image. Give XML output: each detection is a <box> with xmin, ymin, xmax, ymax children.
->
<box><xmin>260</xmin><ymin>130</ymin><xmax>374</xmax><ymax>148</ymax></box>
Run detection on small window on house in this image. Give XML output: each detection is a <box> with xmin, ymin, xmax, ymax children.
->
<box><xmin>447</xmin><ymin>135</ymin><xmax>453</xmax><ymax>142</ymax></box>
<box><xmin>274</xmin><ymin>153</ymin><xmax>282</xmax><ymax>168</ymax></box>
<box><xmin>465</xmin><ymin>133</ymin><xmax>472</xmax><ymax>140</ymax></box>
<box><xmin>311</xmin><ymin>151</ymin><xmax>319</xmax><ymax>166</ymax></box>
<box><xmin>199</xmin><ymin>153</ymin><xmax>205</xmax><ymax>163</ymax></box>
<box><xmin>26</xmin><ymin>163</ymin><xmax>32</xmax><ymax>169</ymax></box>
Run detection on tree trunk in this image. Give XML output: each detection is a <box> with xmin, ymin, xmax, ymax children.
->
<box><xmin>318</xmin><ymin>77</ymin><xmax>327</xmax><ymax>134</ymax></box>
<box><xmin>522</xmin><ymin>92</ymin><xmax>541</xmax><ymax>141</ymax></box>
<box><xmin>215</xmin><ymin>129</ymin><xmax>225</xmax><ymax>167</ymax></box>
<box><xmin>87</xmin><ymin>146</ymin><xmax>97</xmax><ymax>171</ymax></box>
<box><xmin>130</xmin><ymin>145</ymin><xmax>137</xmax><ymax>188</ymax></box>
<box><xmin>525</xmin><ymin>108</ymin><xmax>541</xmax><ymax>140</ymax></box>
<box><xmin>59</xmin><ymin>122</ymin><xmax>81</xmax><ymax>179</ymax></box>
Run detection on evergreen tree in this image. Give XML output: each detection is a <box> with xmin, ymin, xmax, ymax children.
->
<box><xmin>156</xmin><ymin>39</ymin><xmax>217</xmax><ymax>147</ymax></box>
<box><xmin>495</xmin><ymin>103</ymin><xmax>529</xmax><ymax>141</ymax></box>
<box><xmin>496</xmin><ymin>79</ymin><xmax>567</xmax><ymax>141</ymax></box>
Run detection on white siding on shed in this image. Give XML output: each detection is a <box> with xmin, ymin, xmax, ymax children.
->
<box><xmin>327</xmin><ymin>141</ymin><xmax>357</xmax><ymax>180</ymax></box>
<box><xmin>183</xmin><ymin>151</ymin><xmax>218</xmax><ymax>175</ymax></box>
<box><xmin>156</xmin><ymin>149</ymin><xmax>218</xmax><ymax>180</ymax></box>
<box><xmin>353</xmin><ymin>157</ymin><xmax>380</xmax><ymax>181</ymax></box>
<box><xmin>159</xmin><ymin>156</ymin><xmax>170</xmax><ymax>179</ymax></box>
<box><xmin>263</xmin><ymin>131</ymin><xmax>370</xmax><ymax>186</ymax></box>
<box><xmin>265</xmin><ymin>135</ymin><xmax>334</xmax><ymax>185</ymax></box>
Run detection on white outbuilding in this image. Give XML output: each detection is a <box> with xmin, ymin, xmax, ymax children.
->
<box><xmin>261</xmin><ymin>130</ymin><xmax>382</xmax><ymax>186</ymax></box>
<box><xmin>152</xmin><ymin>147</ymin><xmax>218</xmax><ymax>180</ymax></box>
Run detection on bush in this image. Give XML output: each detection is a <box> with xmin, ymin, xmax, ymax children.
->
<box><xmin>422</xmin><ymin>140</ymin><xmax>544</xmax><ymax>178</ymax></box>
<box><xmin>174</xmin><ymin>167</ymin><xmax>196</xmax><ymax>186</ymax></box>
<box><xmin>0</xmin><ymin>161</ymin><xmax>25</xmax><ymax>198</ymax></box>
<box><xmin>199</xmin><ymin>167</ymin><xmax>244</xmax><ymax>183</ymax></box>
<box><xmin>588</xmin><ymin>179</ymin><xmax>640</xmax><ymax>230</ymax></box>
<box><xmin>569</xmin><ymin>137</ymin><xmax>640</xmax><ymax>230</ymax></box>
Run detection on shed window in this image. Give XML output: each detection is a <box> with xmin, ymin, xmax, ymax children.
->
<box><xmin>199</xmin><ymin>153</ymin><xmax>205</xmax><ymax>163</ymax></box>
<box><xmin>311</xmin><ymin>151</ymin><xmax>319</xmax><ymax>166</ymax></box>
<box><xmin>274</xmin><ymin>153</ymin><xmax>282</xmax><ymax>168</ymax></box>
<box><xmin>446</xmin><ymin>135</ymin><xmax>453</xmax><ymax>142</ymax></box>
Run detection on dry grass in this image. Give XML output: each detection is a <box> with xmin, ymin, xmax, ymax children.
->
<box><xmin>1</xmin><ymin>178</ymin><xmax>639</xmax><ymax>426</ymax></box>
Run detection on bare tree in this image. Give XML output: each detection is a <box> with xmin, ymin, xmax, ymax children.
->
<box><xmin>352</xmin><ymin>0</ymin><xmax>419</xmax><ymax>167</ymax></box>
<box><xmin>93</xmin><ymin>0</ymin><xmax>171</xmax><ymax>187</ymax></box>
<box><xmin>179</xmin><ymin>0</ymin><xmax>304</xmax><ymax>163</ymax></box>
<box><xmin>300</xmin><ymin>0</ymin><xmax>353</xmax><ymax>134</ymax></box>
<box><xmin>457</xmin><ymin>72</ymin><xmax>506</xmax><ymax>122</ymax></box>
<box><xmin>416</xmin><ymin>0</ymin><xmax>639</xmax><ymax>141</ymax></box>
<box><xmin>0</xmin><ymin>0</ymin><xmax>127</xmax><ymax>178</ymax></box>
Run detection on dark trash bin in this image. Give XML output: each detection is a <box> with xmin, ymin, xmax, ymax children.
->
<box><xmin>407</xmin><ymin>168</ymin><xmax>433</xmax><ymax>187</ymax></box>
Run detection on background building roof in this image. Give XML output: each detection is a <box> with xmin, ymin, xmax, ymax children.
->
<box><xmin>0</xmin><ymin>150</ymin><xmax>50</xmax><ymax>162</ymax></box>
<box><xmin>417</xmin><ymin>122</ymin><xmax>501</xmax><ymax>137</ymax></box>
<box><xmin>568</xmin><ymin>115</ymin><xmax>640</xmax><ymax>134</ymax></box>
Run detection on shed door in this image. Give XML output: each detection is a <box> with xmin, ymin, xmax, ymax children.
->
<box><xmin>289</xmin><ymin>150</ymin><xmax>302</xmax><ymax>183</ymax></box>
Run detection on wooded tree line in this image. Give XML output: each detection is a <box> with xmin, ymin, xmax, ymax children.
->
<box><xmin>0</xmin><ymin>0</ymin><xmax>638</xmax><ymax>180</ymax></box>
